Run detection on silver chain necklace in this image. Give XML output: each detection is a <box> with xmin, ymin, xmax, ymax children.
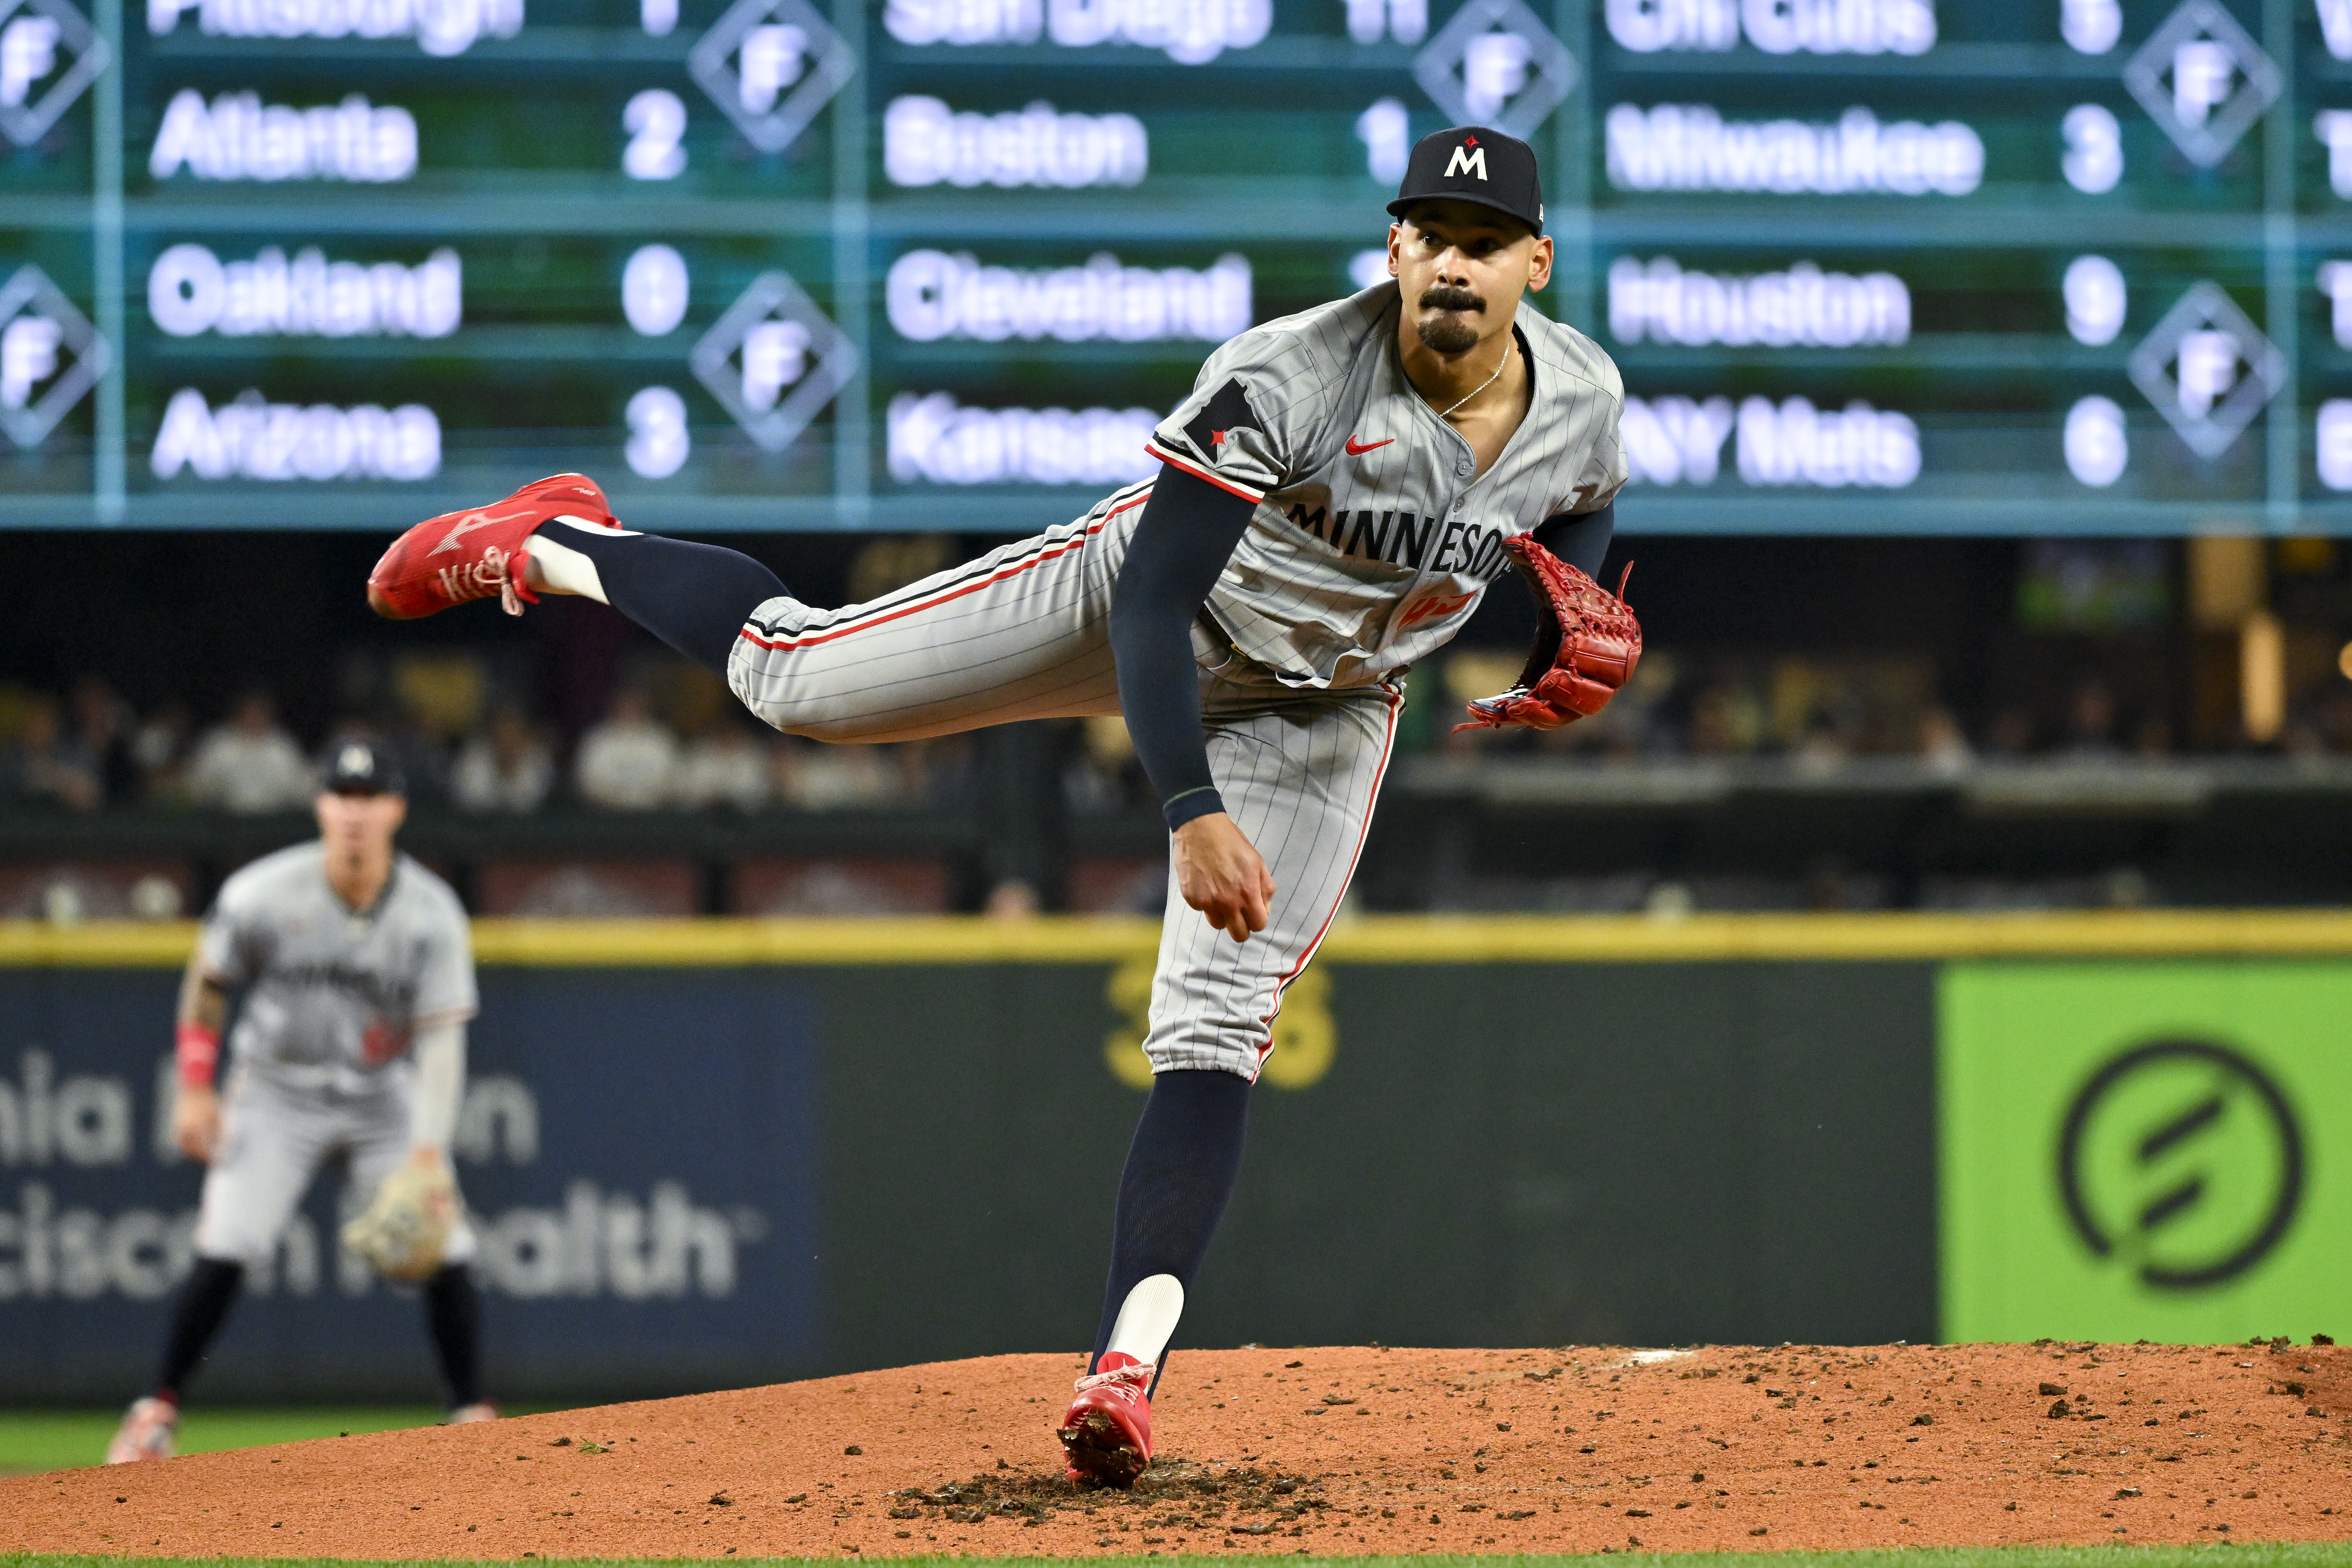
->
<box><xmin>1434</xmin><ymin>341</ymin><xmax>1510</xmax><ymax>420</ymax></box>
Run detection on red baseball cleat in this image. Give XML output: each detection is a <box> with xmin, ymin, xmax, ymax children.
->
<box><xmin>366</xmin><ymin>473</ymin><xmax>616</xmax><ymax>620</ymax></box>
<box><xmin>1058</xmin><ymin>1352</ymin><xmax>1154</xmax><ymax>1487</ymax></box>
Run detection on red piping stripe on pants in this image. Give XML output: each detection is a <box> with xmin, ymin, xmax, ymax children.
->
<box><xmin>737</xmin><ymin>488</ymin><xmax>1153</xmax><ymax>654</ymax></box>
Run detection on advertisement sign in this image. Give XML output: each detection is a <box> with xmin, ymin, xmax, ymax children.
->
<box><xmin>0</xmin><ymin>969</ymin><xmax>823</xmax><ymax>1402</ymax></box>
<box><xmin>1939</xmin><ymin>962</ymin><xmax>2352</xmax><ymax>1344</ymax></box>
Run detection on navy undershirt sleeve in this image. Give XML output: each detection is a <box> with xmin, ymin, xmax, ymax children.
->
<box><xmin>1513</xmin><ymin>502</ymin><xmax>1617</xmax><ymax>687</ymax></box>
<box><xmin>1110</xmin><ymin>465</ymin><xmax>1257</xmax><ymax>832</ymax></box>
<box><xmin>1529</xmin><ymin>500</ymin><xmax>1614</xmax><ymax>577</ymax></box>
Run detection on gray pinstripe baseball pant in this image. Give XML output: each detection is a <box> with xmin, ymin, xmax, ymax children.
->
<box><xmin>725</xmin><ymin>485</ymin><xmax>1403</xmax><ymax>1081</ymax></box>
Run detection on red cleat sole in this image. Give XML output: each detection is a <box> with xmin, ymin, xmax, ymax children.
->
<box><xmin>1059</xmin><ymin>1408</ymin><xmax>1149</xmax><ymax>1488</ymax></box>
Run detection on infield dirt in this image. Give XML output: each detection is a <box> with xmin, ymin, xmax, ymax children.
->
<box><xmin>8</xmin><ymin>1340</ymin><xmax>2350</xmax><ymax>1558</ymax></box>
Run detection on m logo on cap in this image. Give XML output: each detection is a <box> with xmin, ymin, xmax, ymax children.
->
<box><xmin>1445</xmin><ymin>142</ymin><xmax>1488</xmax><ymax>179</ymax></box>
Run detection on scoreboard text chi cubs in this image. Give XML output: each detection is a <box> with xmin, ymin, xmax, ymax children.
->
<box><xmin>9</xmin><ymin>0</ymin><xmax>2352</xmax><ymax>534</ymax></box>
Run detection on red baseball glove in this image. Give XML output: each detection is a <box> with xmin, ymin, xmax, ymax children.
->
<box><xmin>1454</xmin><ymin>536</ymin><xmax>1642</xmax><ymax>732</ymax></box>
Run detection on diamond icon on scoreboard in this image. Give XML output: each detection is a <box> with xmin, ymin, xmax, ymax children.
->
<box><xmin>0</xmin><ymin>0</ymin><xmax>109</xmax><ymax>148</ymax></box>
<box><xmin>2125</xmin><ymin>280</ymin><xmax>2284</xmax><ymax>458</ymax></box>
<box><xmin>0</xmin><ymin>264</ymin><xmax>108</xmax><ymax>450</ymax></box>
<box><xmin>2123</xmin><ymin>0</ymin><xmax>2281</xmax><ymax>168</ymax></box>
<box><xmin>689</xmin><ymin>0</ymin><xmax>854</xmax><ymax>155</ymax></box>
<box><xmin>1413</xmin><ymin>0</ymin><xmax>1578</xmax><ymax>142</ymax></box>
<box><xmin>691</xmin><ymin>269</ymin><xmax>858</xmax><ymax>453</ymax></box>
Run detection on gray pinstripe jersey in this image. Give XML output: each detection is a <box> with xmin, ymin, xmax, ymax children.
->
<box><xmin>1144</xmin><ymin>280</ymin><xmax>1627</xmax><ymax>690</ymax></box>
<box><xmin>199</xmin><ymin>843</ymin><xmax>476</xmax><ymax>1088</ymax></box>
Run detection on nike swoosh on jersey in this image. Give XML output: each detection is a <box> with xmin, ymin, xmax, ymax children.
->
<box><xmin>1344</xmin><ymin>437</ymin><xmax>1394</xmax><ymax>455</ymax></box>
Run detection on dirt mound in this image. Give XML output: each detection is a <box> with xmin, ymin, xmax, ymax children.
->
<box><xmin>10</xmin><ymin>1340</ymin><xmax>2351</xmax><ymax>1557</ymax></box>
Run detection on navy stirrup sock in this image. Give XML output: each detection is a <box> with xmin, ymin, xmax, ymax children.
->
<box><xmin>1089</xmin><ymin>1068</ymin><xmax>1252</xmax><ymax>1380</ymax></box>
<box><xmin>425</xmin><ymin>1262</ymin><xmax>486</xmax><ymax>1408</ymax></box>
<box><xmin>551</xmin><ymin>529</ymin><xmax>787</xmax><ymax>678</ymax></box>
<box><xmin>156</xmin><ymin>1257</ymin><xmax>244</xmax><ymax>1399</ymax></box>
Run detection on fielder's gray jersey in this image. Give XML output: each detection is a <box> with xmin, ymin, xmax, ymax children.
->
<box><xmin>1144</xmin><ymin>281</ymin><xmax>1627</xmax><ymax>690</ymax></box>
<box><xmin>199</xmin><ymin>844</ymin><xmax>476</xmax><ymax>1086</ymax></box>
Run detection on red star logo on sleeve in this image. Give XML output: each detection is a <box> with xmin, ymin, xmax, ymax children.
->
<box><xmin>1184</xmin><ymin>379</ymin><xmax>1260</xmax><ymax>462</ymax></box>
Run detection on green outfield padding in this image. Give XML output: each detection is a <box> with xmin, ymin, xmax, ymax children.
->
<box><xmin>1</xmin><ymin>1549</ymin><xmax>2341</xmax><ymax>1567</ymax></box>
<box><xmin>0</xmin><ymin>1409</ymin><xmax>473</xmax><ymax>1476</ymax></box>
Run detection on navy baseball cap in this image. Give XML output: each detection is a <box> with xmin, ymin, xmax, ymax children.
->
<box><xmin>1387</xmin><ymin>125</ymin><xmax>1544</xmax><ymax>235</ymax></box>
<box><xmin>323</xmin><ymin>739</ymin><xmax>404</xmax><ymax>796</ymax></box>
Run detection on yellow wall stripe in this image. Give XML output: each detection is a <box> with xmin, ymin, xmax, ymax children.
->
<box><xmin>8</xmin><ymin>910</ymin><xmax>2352</xmax><ymax>967</ymax></box>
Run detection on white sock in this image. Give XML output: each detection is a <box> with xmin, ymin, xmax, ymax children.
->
<box><xmin>522</xmin><ymin>516</ymin><xmax>636</xmax><ymax>603</ymax></box>
<box><xmin>1105</xmin><ymin>1274</ymin><xmax>1185</xmax><ymax>1367</ymax></box>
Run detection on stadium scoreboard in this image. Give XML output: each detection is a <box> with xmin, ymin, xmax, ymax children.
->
<box><xmin>9</xmin><ymin>0</ymin><xmax>2352</xmax><ymax>533</ymax></box>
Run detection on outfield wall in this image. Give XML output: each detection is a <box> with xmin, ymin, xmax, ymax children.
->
<box><xmin>0</xmin><ymin>915</ymin><xmax>2342</xmax><ymax>1403</ymax></box>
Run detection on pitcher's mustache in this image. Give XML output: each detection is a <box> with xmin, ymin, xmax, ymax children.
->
<box><xmin>1419</xmin><ymin>286</ymin><xmax>1485</xmax><ymax>313</ymax></box>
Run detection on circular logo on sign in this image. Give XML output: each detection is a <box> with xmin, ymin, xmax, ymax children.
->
<box><xmin>2058</xmin><ymin>1039</ymin><xmax>2303</xmax><ymax>1289</ymax></box>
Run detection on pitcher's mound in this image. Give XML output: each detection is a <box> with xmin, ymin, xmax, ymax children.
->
<box><xmin>12</xmin><ymin>1340</ymin><xmax>2352</xmax><ymax>1557</ymax></box>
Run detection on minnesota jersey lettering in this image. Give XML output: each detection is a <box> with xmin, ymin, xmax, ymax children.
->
<box><xmin>1284</xmin><ymin>501</ymin><xmax>1515</xmax><ymax>578</ymax></box>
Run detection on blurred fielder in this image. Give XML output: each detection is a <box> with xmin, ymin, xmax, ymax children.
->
<box><xmin>108</xmin><ymin>742</ymin><xmax>491</xmax><ymax>1463</ymax></box>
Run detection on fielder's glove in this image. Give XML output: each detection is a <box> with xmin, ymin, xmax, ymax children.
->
<box><xmin>1454</xmin><ymin>535</ymin><xmax>1641</xmax><ymax>732</ymax></box>
<box><xmin>342</xmin><ymin>1156</ymin><xmax>458</xmax><ymax>1283</ymax></box>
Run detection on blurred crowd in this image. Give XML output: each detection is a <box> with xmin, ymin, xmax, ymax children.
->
<box><xmin>1421</xmin><ymin>647</ymin><xmax>2352</xmax><ymax>769</ymax></box>
<box><xmin>9</xmin><ymin>640</ymin><xmax>2352</xmax><ymax>820</ymax></box>
<box><xmin>0</xmin><ymin>664</ymin><xmax>970</xmax><ymax>818</ymax></box>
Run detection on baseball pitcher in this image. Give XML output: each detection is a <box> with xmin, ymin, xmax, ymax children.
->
<box><xmin>360</xmin><ymin>125</ymin><xmax>1634</xmax><ymax>1485</ymax></box>
<box><xmin>107</xmin><ymin>742</ymin><xmax>492</xmax><ymax>1462</ymax></box>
